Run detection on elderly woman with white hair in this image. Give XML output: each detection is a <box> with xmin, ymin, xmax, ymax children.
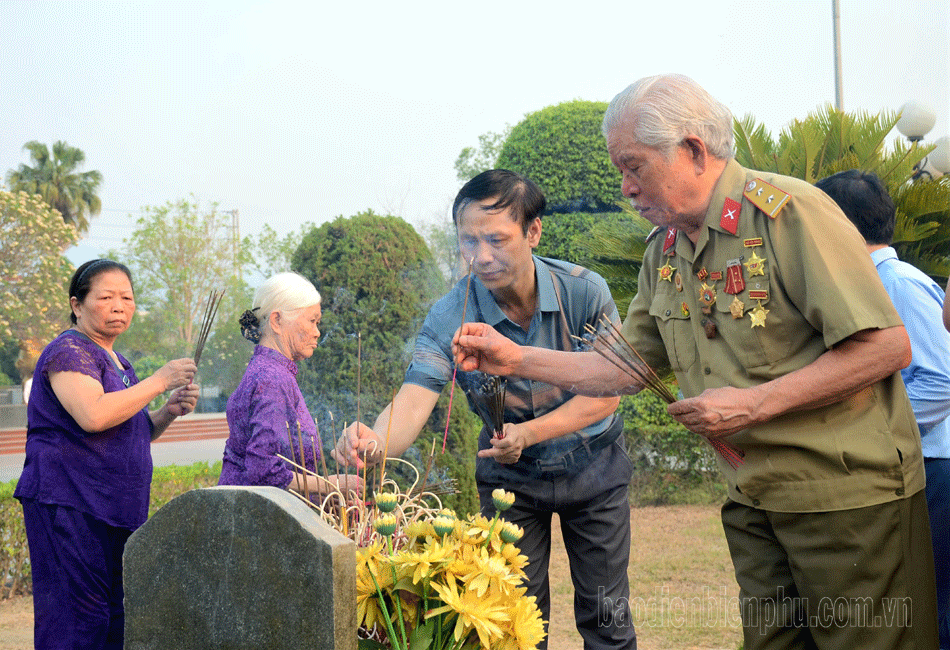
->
<box><xmin>219</xmin><ymin>272</ymin><xmax>353</xmax><ymax>493</ymax></box>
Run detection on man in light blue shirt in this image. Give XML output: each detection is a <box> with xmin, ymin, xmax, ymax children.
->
<box><xmin>818</xmin><ymin>169</ymin><xmax>950</xmax><ymax>649</ymax></box>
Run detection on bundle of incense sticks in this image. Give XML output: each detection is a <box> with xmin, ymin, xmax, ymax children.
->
<box><xmin>193</xmin><ymin>289</ymin><xmax>225</xmax><ymax>366</ymax></box>
<box><xmin>442</xmin><ymin>259</ymin><xmax>474</xmax><ymax>452</ymax></box>
<box><xmin>475</xmin><ymin>375</ymin><xmax>507</xmax><ymax>440</ymax></box>
<box><xmin>576</xmin><ymin>316</ymin><xmax>745</xmax><ymax>470</ymax></box>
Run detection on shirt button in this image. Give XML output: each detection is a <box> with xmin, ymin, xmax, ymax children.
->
<box><xmin>895</xmin><ymin>487</ymin><xmax>905</xmax><ymax>496</ymax></box>
<box><xmin>704</xmin><ymin>367</ymin><xmax>711</xmax><ymax>375</ymax></box>
<box><xmin>665</xmin><ymin>309</ymin><xmax>671</xmax><ymax>317</ymax></box>
<box><xmin>752</xmin><ymin>499</ymin><xmax>761</xmax><ymax>507</ymax></box>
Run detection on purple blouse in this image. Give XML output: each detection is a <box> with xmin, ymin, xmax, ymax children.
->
<box><xmin>218</xmin><ymin>345</ymin><xmax>320</xmax><ymax>488</ymax></box>
<box><xmin>14</xmin><ymin>330</ymin><xmax>154</xmax><ymax>529</ymax></box>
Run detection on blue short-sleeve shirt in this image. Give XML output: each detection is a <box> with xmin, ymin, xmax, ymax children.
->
<box><xmin>404</xmin><ymin>255</ymin><xmax>621</xmax><ymax>461</ymax></box>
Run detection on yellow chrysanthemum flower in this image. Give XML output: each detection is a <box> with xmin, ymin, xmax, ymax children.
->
<box><xmin>497</xmin><ymin>595</ymin><xmax>548</xmax><ymax>650</ymax></box>
<box><xmin>459</xmin><ymin>547</ymin><xmax>521</xmax><ymax>598</ymax></box>
<box><xmin>391</xmin><ymin>538</ymin><xmax>455</xmax><ymax>585</ymax></box>
<box><xmin>492</xmin><ymin>488</ymin><xmax>515</xmax><ymax>511</ymax></box>
<box><xmin>427</xmin><ymin>576</ymin><xmax>509</xmax><ymax>648</ymax></box>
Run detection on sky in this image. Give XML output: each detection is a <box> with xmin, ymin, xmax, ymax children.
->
<box><xmin>1</xmin><ymin>0</ymin><xmax>947</xmax><ymax>269</ymax></box>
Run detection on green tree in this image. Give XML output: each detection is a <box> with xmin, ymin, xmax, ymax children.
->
<box><xmin>0</xmin><ymin>190</ymin><xmax>77</xmax><ymax>353</ymax></box>
<box><xmin>454</xmin><ymin>126</ymin><xmax>511</xmax><ymax>182</ymax></box>
<box><xmin>734</xmin><ymin>106</ymin><xmax>950</xmax><ymax>279</ymax></box>
<box><xmin>496</xmin><ymin>100</ymin><xmax>621</xmax><ymax>213</ymax></box>
<box><xmin>6</xmin><ymin>141</ymin><xmax>103</xmax><ymax>236</ymax></box>
<box><xmin>244</xmin><ymin>221</ymin><xmax>315</xmax><ymax>279</ymax></box>
<box><xmin>291</xmin><ymin>210</ymin><xmax>442</xmax><ymax>425</ymax></box>
<box><xmin>114</xmin><ymin>197</ymin><xmax>250</xmax><ymax>401</ymax></box>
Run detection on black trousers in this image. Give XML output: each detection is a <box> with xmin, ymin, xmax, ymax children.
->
<box><xmin>477</xmin><ymin>437</ymin><xmax>637</xmax><ymax>650</ymax></box>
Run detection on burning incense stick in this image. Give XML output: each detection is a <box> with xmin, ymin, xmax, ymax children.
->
<box><xmin>442</xmin><ymin>259</ymin><xmax>474</xmax><ymax>452</ymax></box>
<box><xmin>193</xmin><ymin>289</ymin><xmax>225</xmax><ymax>366</ymax></box>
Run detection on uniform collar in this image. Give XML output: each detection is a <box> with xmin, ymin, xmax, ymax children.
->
<box><xmin>705</xmin><ymin>158</ymin><xmax>747</xmax><ymax>238</ymax></box>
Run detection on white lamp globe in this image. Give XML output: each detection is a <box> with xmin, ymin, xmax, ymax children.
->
<box><xmin>929</xmin><ymin>136</ymin><xmax>950</xmax><ymax>175</ymax></box>
<box><xmin>896</xmin><ymin>101</ymin><xmax>937</xmax><ymax>141</ymax></box>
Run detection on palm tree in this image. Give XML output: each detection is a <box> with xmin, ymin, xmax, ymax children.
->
<box><xmin>733</xmin><ymin>106</ymin><xmax>950</xmax><ymax>279</ymax></box>
<box><xmin>6</xmin><ymin>140</ymin><xmax>103</xmax><ymax>236</ymax></box>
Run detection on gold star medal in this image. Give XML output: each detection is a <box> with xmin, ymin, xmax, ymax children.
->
<box><xmin>750</xmin><ymin>301</ymin><xmax>769</xmax><ymax>328</ymax></box>
<box><xmin>744</xmin><ymin>250</ymin><xmax>766</xmax><ymax>277</ymax></box>
<box><xmin>729</xmin><ymin>296</ymin><xmax>745</xmax><ymax>319</ymax></box>
<box><xmin>698</xmin><ymin>282</ymin><xmax>717</xmax><ymax>314</ymax></box>
<box><xmin>658</xmin><ymin>262</ymin><xmax>676</xmax><ymax>282</ymax></box>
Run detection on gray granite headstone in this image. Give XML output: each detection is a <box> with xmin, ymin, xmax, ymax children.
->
<box><xmin>124</xmin><ymin>486</ymin><xmax>356</xmax><ymax>650</ymax></box>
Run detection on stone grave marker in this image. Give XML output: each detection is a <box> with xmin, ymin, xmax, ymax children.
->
<box><xmin>124</xmin><ymin>485</ymin><xmax>356</xmax><ymax>650</ymax></box>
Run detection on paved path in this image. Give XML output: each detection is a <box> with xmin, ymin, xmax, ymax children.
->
<box><xmin>0</xmin><ymin>413</ymin><xmax>229</xmax><ymax>483</ymax></box>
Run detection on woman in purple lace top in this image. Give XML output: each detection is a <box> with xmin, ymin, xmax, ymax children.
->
<box><xmin>219</xmin><ymin>272</ymin><xmax>356</xmax><ymax>496</ymax></box>
<box><xmin>14</xmin><ymin>259</ymin><xmax>200</xmax><ymax>650</ymax></box>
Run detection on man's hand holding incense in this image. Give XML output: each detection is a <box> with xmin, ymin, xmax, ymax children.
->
<box><xmin>453</xmin><ymin>322</ymin><xmax>523</xmax><ymax>375</ymax></box>
<box><xmin>478</xmin><ymin>422</ymin><xmax>530</xmax><ymax>464</ymax></box>
<box><xmin>668</xmin><ymin>386</ymin><xmax>765</xmax><ymax>438</ymax></box>
<box><xmin>332</xmin><ymin>422</ymin><xmax>384</xmax><ymax>469</ymax></box>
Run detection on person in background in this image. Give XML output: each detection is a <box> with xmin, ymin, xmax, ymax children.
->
<box><xmin>335</xmin><ymin>170</ymin><xmax>634</xmax><ymax>650</ymax></box>
<box><xmin>944</xmin><ymin>277</ymin><xmax>950</xmax><ymax>332</ymax></box>
<box><xmin>15</xmin><ymin>259</ymin><xmax>199</xmax><ymax>649</ymax></box>
<box><xmin>219</xmin><ymin>272</ymin><xmax>357</xmax><ymax>496</ymax></box>
<box><xmin>816</xmin><ymin>169</ymin><xmax>950</xmax><ymax>649</ymax></box>
<box><xmin>454</xmin><ymin>74</ymin><xmax>939</xmax><ymax>649</ymax></box>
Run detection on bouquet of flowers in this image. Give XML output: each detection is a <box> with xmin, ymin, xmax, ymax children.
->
<box><xmin>295</xmin><ymin>455</ymin><xmax>546</xmax><ymax>650</ymax></box>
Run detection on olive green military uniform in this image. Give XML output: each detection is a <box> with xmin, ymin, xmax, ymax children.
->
<box><xmin>622</xmin><ymin>159</ymin><xmax>938</xmax><ymax>649</ymax></box>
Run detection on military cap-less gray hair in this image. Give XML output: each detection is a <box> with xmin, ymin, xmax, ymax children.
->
<box><xmin>602</xmin><ymin>74</ymin><xmax>735</xmax><ymax>161</ymax></box>
<box><xmin>254</xmin><ymin>272</ymin><xmax>321</xmax><ymax>330</ymax></box>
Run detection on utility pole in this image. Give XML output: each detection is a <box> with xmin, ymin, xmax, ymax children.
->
<box><xmin>226</xmin><ymin>209</ymin><xmax>241</xmax><ymax>281</ymax></box>
<box><xmin>832</xmin><ymin>0</ymin><xmax>844</xmax><ymax>111</ymax></box>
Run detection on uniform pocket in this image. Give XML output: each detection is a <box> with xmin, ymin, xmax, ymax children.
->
<box><xmin>649</xmin><ymin>293</ymin><xmax>696</xmax><ymax>371</ymax></box>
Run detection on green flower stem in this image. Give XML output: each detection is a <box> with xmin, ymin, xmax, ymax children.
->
<box><xmin>483</xmin><ymin>512</ymin><xmax>501</xmax><ymax>549</ymax></box>
<box><xmin>384</xmin><ymin>536</ymin><xmax>409</xmax><ymax>647</ymax></box>
<box><xmin>368</xmin><ymin>568</ymin><xmax>406</xmax><ymax>650</ymax></box>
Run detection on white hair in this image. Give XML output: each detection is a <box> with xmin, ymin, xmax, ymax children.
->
<box><xmin>254</xmin><ymin>272</ymin><xmax>321</xmax><ymax>331</ymax></box>
<box><xmin>602</xmin><ymin>73</ymin><xmax>734</xmax><ymax>161</ymax></box>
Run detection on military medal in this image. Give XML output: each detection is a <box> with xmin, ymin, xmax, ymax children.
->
<box><xmin>658</xmin><ymin>262</ymin><xmax>676</xmax><ymax>282</ymax></box>
<box><xmin>674</xmin><ymin>272</ymin><xmax>683</xmax><ymax>292</ymax></box>
<box><xmin>709</xmin><ymin>270</ymin><xmax>722</xmax><ymax>281</ymax></box>
<box><xmin>744</xmin><ymin>250</ymin><xmax>766</xmax><ymax>277</ymax></box>
<box><xmin>696</xmin><ymin>267</ymin><xmax>708</xmax><ymax>281</ymax></box>
<box><xmin>698</xmin><ymin>282</ymin><xmax>716</xmax><ymax>314</ymax></box>
<box><xmin>724</xmin><ymin>258</ymin><xmax>745</xmax><ymax>294</ymax></box>
<box><xmin>729</xmin><ymin>296</ymin><xmax>745</xmax><ymax>319</ymax></box>
<box><xmin>750</xmin><ymin>301</ymin><xmax>769</xmax><ymax>328</ymax></box>
<box><xmin>681</xmin><ymin>302</ymin><xmax>690</xmax><ymax>317</ymax></box>
<box><xmin>702</xmin><ymin>317</ymin><xmax>717</xmax><ymax>339</ymax></box>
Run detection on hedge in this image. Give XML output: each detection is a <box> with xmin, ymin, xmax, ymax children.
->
<box><xmin>0</xmin><ymin>461</ymin><xmax>223</xmax><ymax>599</ymax></box>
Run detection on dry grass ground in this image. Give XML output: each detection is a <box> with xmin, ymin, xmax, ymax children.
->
<box><xmin>0</xmin><ymin>505</ymin><xmax>742</xmax><ymax>650</ymax></box>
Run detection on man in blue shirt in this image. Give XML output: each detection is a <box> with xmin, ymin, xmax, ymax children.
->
<box><xmin>817</xmin><ymin>169</ymin><xmax>950</xmax><ymax>649</ymax></box>
<box><xmin>334</xmin><ymin>169</ymin><xmax>636</xmax><ymax>650</ymax></box>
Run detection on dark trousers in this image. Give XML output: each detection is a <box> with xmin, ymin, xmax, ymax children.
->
<box><xmin>476</xmin><ymin>438</ymin><xmax>637</xmax><ymax>650</ymax></box>
<box><xmin>722</xmin><ymin>492</ymin><xmax>939</xmax><ymax>650</ymax></box>
<box><xmin>20</xmin><ymin>499</ymin><xmax>132</xmax><ymax>650</ymax></box>
<box><xmin>925</xmin><ymin>458</ymin><xmax>950</xmax><ymax>650</ymax></box>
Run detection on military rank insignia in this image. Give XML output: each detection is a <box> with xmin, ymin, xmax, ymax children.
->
<box><xmin>743</xmin><ymin>179</ymin><xmax>790</xmax><ymax>218</ymax></box>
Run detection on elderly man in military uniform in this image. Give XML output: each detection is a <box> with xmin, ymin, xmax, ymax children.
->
<box><xmin>454</xmin><ymin>74</ymin><xmax>939</xmax><ymax>650</ymax></box>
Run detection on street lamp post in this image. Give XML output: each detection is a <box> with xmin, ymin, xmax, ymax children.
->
<box><xmin>896</xmin><ymin>101</ymin><xmax>950</xmax><ymax>180</ymax></box>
